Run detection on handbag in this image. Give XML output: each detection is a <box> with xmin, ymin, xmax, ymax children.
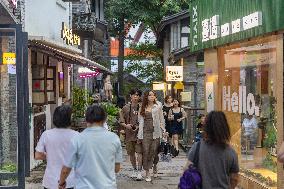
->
<box><xmin>159</xmin><ymin>136</ymin><xmax>172</xmax><ymax>162</ymax></box>
<box><xmin>178</xmin><ymin>141</ymin><xmax>202</xmax><ymax>189</ymax></box>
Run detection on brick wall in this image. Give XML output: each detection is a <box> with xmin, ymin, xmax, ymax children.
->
<box><xmin>183</xmin><ymin>55</ymin><xmax>205</xmax><ymax>108</ymax></box>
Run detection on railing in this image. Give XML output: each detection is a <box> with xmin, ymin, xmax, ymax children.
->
<box><xmin>180</xmin><ymin>106</ymin><xmax>205</xmax><ymax>151</ymax></box>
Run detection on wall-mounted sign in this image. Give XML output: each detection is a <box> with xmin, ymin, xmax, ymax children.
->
<box><xmin>3</xmin><ymin>52</ymin><xmax>16</xmax><ymax>65</ymax></box>
<box><xmin>206</xmin><ymin>82</ymin><xmax>214</xmax><ymax>113</ymax></box>
<box><xmin>153</xmin><ymin>83</ymin><xmax>165</xmax><ymax>91</ymax></box>
<box><xmin>189</xmin><ymin>0</ymin><xmax>284</xmax><ymax>52</ymax></box>
<box><xmin>61</xmin><ymin>23</ymin><xmax>81</xmax><ymax>46</ymax></box>
<box><xmin>202</xmin><ymin>11</ymin><xmax>262</xmax><ymax>42</ymax></box>
<box><xmin>166</xmin><ymin>66</ymin><xmax>183</xmax><ymax>81</ymax></box>
<box><xmin>181</xmin><ymin>91</ymin><xmax>192</xmax><ymax>102</ymax></box>
<box><xmin>223</xmin><ymin>86</ymin><xmax>259</xmax><ymax>116</ymax></box>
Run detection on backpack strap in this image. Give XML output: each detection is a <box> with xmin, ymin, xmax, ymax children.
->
<box><xmin>193</xmin><ymin>141</ymin><xmax>201</xmax><ymax>166</ymax></box>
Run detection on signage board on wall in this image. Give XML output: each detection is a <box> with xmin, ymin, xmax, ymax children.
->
<box><xmin>206</xmin><ymin>82</ymin><xmax>214</xmax><ymax>113</ymax></box>
<box><xmin>61</xmin><ymin>23</ymin><xmax>81</xmax><ymax>46</ymax></box>
<box><xmin>181</xmin><ymin>91</ymin><xmax>192</xmax><ymax>102</ymax></box>
<box><xmin>166</xmin><ymin>66</ymin><xmax>183</xmax><ymax>81</ymax></box>
<box><xmin>3</xmin><ymin>52</ymin><xmax>16</xmax><ymax>65</ymax></box>
<box><xmin>190</xmin><ymin>0</ymin><xmax>284</xmax><ymax>52</ymax></box>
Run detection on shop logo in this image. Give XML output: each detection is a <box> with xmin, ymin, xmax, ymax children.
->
<box><xmin>61</xmin><ymin>23</ymin><xmax>81</xmax><ymax>46</ymax></box>
<box><xmin>223</xmin><ymin>86</ymin><xmax>259</xmax><ymax>116</ymax></box>
<box><xmin>202</xmin><ymin>11</ymin><xmax>262</xmax><ymax>42</ymax></box>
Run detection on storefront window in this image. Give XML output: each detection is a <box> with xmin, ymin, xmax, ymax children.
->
<box><xmin>219</xmin><ymin>35</ymin><xmax>279</xmax><ymax>179</ymax></box>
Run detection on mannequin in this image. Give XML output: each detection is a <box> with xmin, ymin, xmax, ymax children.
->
<box><xmin>104</xmin><ymin>75</ymin><xmax>113</xmax><ymax>101</ymax></box>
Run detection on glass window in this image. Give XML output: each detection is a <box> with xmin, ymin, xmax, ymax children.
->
<box><xmin>219</xmin><ymin>35</ymin><xmax>279</xmax><ymax>181</ymax></box>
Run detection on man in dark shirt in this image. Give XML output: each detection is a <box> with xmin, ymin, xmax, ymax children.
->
<box><xmin>119</xmin><ymin>89</ymin><xmax>143</xmax><ymax>180</ymax></box>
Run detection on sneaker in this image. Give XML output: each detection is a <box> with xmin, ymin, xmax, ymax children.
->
<box><xmin>130</xmin><ymin>169</ymin><xmax>137</xmax><ymax>179</ymax></box>
<box><xmin>136</xmin><ymin>171</ymin><xmax>143</xmax><ymax>181</ymax></box>
<box><xmin>145</xmin><ymin>176</ymin><xmax>151</xmax><ymax>182</ymax></box>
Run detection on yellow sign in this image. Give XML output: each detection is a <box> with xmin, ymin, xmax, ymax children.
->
<box><xmin>61</xmin><ymin>23</ymin><xmax>81</xmax><ymax>46</ymax></box>
<box><xmin>174</xmin><ymin>81</ymin><xmax>184</xmax><ymax>90</ymax></box>
<box><xmin>3</xmin><ymin>53</ymin><xmax>16</xmax><ymax>65</ymax></box>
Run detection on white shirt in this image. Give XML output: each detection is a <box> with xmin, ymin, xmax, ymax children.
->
<box><xmin>36</xmin><ymin>128</ymin><xmax>79</xmax><ymax>189</ymax></box>
<box><xmin>64</xmin><ymin>126</ymin><xmax>123</xmax><ymax>189</ymax></box>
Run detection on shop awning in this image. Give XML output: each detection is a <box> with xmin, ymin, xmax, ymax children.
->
<box><xmin>28</xmin><ymin>37</ymin><xmax>112</xmax><ymax>74</ymax></box>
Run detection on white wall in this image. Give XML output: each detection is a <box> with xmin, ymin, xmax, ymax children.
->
<box><xmin>25</xmin><ymin>0</ymin><xmax>71</xmax><ymax>43</ymax></box>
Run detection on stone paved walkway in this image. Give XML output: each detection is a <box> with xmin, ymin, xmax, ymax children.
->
<box><xmin>25</xmin><ymin>149</ymin><xmax>187</xmax><ymax>189</ymax></box>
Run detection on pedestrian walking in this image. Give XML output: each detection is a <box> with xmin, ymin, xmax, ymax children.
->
<box><xmin>35</xmin><ymin>105</ymin><xmax>78</xmax><ymax>189</ymax></box>
<box><xmin>185</xmin><ymin>111</ymin><xmax>239</xmax><ymax>189</ymax></box>
<box><xmin>168</xmin><ymin>99</ymin><xmax>186</xmax><ymax>156</ymax></box>
<box><xmin>119</xmin><ymin>89</ymin><xmax>143</xmax><ymax>180</ymax></box>
<box><xmin>58</xmin><ymin>105</ymin><xmax>123</xmax><ymax>189</ymax></box>
<box><xmin>195</xmin><ymin>114</ymin><xmax>206</xmax><ymax>142</ymax></box>
<box><xmin>163</xmin><ymin>95</ymin><xmax>173</xmax><ymax>139</ymax></box>
<box><xmin>138</xmin><ymin>90</ymin><xmax>166</xmax><ymax>182</ymax></box>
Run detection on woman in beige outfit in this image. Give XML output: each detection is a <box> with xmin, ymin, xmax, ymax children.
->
<box><xmin>138</xmin><ymin>90</ymin><xmax>166</xmax><ymax>182</ymax></box>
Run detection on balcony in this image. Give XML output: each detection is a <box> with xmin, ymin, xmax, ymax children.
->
<box><xmin>73</xmin><ymin>12</ymin><xmax>108</xmax><ymax>43</ymax></box>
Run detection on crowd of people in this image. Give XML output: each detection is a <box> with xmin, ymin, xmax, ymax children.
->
<box><xmin>35</xmin><ymin>88</ymin><xmax>244</xmax><ymax>189</ymax></box>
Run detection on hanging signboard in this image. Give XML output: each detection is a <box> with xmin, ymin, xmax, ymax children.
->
<box><xmin>166</xmin><ymin>66</ymin><xmax>183</xmax><ymax>81</ymax></box>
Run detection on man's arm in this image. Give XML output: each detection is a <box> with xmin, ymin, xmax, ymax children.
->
<box><xmin>119</xmin><ymin>109</ymin><xmax>132</xmax><ymax>129</ymax></box>
<box><xmin>115</xmin><ymin>163</ymin><xmax>121</xmax><ymax>173</ymax></box>
<box><xmin>230</xmin><ymin>173</ymin><xmax>239</xmax><ymax>189</ymax></box>
<box><xmin>58</xmin><ymin>166</ymin><xmax>72</xmax><ymax>188</ymax></box>
<box><xmin>35</xmin><ymin>152</ymin><xmax>46</xmax><ymax>160</ymax></box>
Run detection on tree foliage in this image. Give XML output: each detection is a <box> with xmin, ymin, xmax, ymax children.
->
<box><xmin>131</xmin><ymin>0</ymin><xmax>189</xmax><ymax>37</ymax></box>
<box><xmin>125</xmin><ymin>43</ymin><xmax>163</xmax><ymax>84</ymax></box>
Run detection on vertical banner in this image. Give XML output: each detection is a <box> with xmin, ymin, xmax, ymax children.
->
<box><xmin>206</xmin><ymin>82</ymin><xmax>214</xmax><ymax>112</ymax></box>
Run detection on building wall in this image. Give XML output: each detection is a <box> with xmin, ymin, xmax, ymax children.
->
<box><xmin>183</xmin><ymin>56</ymin><xmax>205</xmax><ymax>108</ymax></box>
<box><xmin>25</xmin><ymin>0</ymin><xmax>71</xmax><ymax>42</ymax></box>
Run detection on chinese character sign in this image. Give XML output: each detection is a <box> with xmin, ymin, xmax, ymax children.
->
<box><xmin>166</xmin><ymin>66</ymin><xmax>183</xmax><ymax>81</ymax></box>
<box><xmin>61</xmin><ymin>23</ymin><xmax>81</xmax><ymax>46</ymax></box>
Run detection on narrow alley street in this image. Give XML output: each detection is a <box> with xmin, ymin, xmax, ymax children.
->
<box><xmin>26</xmin><ymin>148</ymin><xmax>186</xmax><ymax>189</ymax></box>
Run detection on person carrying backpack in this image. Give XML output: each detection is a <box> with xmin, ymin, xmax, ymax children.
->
<box><xmin>184</xmin><ymin>111</ymin><xmax>239</xmax><ymax>189</ymax></box>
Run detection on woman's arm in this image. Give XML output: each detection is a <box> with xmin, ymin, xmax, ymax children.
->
<box><xmin>159</xmin><ymin>106</ymin><xmax>166</xmax><ymax>132</ymax></box>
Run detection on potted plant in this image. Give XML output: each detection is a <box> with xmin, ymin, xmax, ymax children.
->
<box><xmin>101</xmin><ymin>102</ymin><xmax>120</xmax><ymax>132</ymax></box>
<box><xmin>72</xmin><ymin>86</ymin><xmax>93</xmax><ymax>127</ymax></box>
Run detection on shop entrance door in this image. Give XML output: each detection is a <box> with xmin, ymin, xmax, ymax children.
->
<box><xmin>0</xmin><ymin>25</ymin><xmax>28</xmax><ymax>189</ymax></box>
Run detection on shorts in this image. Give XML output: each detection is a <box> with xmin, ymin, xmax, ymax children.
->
<box><xmin>126</xmin><ymin>141</ymin><xmax>142</xmax><ymax>155</ymax></box>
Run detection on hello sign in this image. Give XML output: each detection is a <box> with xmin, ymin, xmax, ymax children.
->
<box><xmin>223</xmin><ymin>86</ymin><xmax>259</xmax><ymax>116</ymax></box>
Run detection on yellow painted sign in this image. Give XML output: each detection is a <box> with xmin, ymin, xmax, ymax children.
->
<box><xmin>61</xmin><ymin>22</ymin><xmax>81</xmax><ymax>46</ymax></box>
<box><xmin>3</xmin><ymin>53</ymin><xmax>16</xmax><ymax>65</ymax></box>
